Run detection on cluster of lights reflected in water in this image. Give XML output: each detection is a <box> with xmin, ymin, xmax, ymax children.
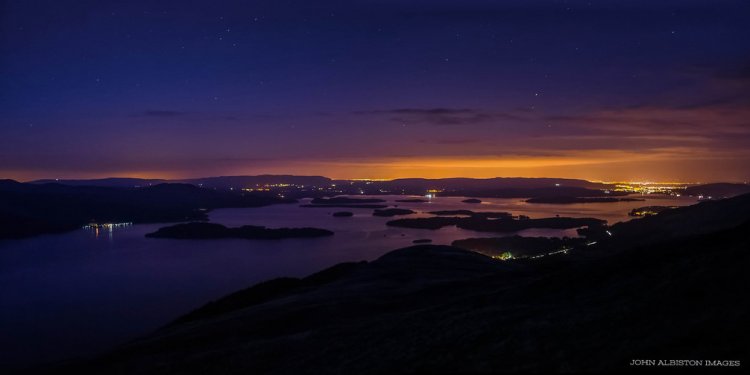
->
<box><xmin>82</xmin><ymin>222</ymin><xmax>132</xmax><ymax>240</ymax></box>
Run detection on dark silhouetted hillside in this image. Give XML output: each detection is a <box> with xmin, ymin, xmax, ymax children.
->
<box><xmin>387</xmin><ymin>215</ymin><xmax>604</xmax><ymax>232</ymax></box>
<box><xmin>145</xmin><ymin>222</ymin><xmax>333</xmax><ymax>240</ymax></box>
<box><xmin>179</xmin><ymin>175</ymin><xmax>332</xmax><ymax>190</ymax></box>
<box><xmin>48</xmin><ymin>195</ymin><xmax>750</xmax><ymax>374</ymax></box>
<box><xmin>372</xmin><ymin>208</ymin><xmax>415</xmax><ymax>217</ymax></box>
<box><xmin>587</xmin><ymin>193</ymin><xmax>750</xmax><ymax>249</ymax></box>
<box><xmin>29</xmin><ymin>178</ymin><xmax>165</xmax><ymax>188</ymax></box>
<box><xmin>684</xmin><ymin>183</ymin><xmax>750</xmax><ymax>198</ymax></box>
<box><xmin>0</xmin><ymin>181</ymin><xmax>293</xmax><ymax>239</ymax></box>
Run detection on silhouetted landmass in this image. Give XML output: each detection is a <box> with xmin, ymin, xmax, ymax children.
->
<box><xmin>387</xmin><ymin>216</ymin><xmax>458</xmax><ymax>229</ymax></box>
<box><xmin>310</xmin><ymin>197</ymin><xmax>386</xmax><ymax>204</ymax></box>
<box><xmin>452</xmin><ymin>235</ymin><xmax>584</xmax><ymax>258</ymax></box>
<box><xmin>462</xmin><ymin>198</ymin><xmax>482</xmax><ymax>203</ymax></box>
<box><xmin>302</xmin><ymin>196</ymin><xmax>389</xmax><ymax>209</ymax></box>
<box><xmin>382</xmin><ymin>179</ymin><xmax>627</xmax><ymax>198</ymax></box>
<box><xmin>80</xmin><ymin>194</ymin><xmax>750</xmax><ymax>373</ymax></box>
<box><xmin>452</xmin><ymin>186</ymin><xmax>626</xmax><ymax>199</ymax></box>
<box><xmin>428</xmin><ymin>209</ymin><xmax>475</xmax><ymax>216</ymax></box>
<box><xmin>28</xmin><ymin>175</ymin><xmax>635</xmax><ymax>199</ymax></box>
<box><xmin>429</xmin><ymin>210</ymin><xmax>513</xmax><ymax>219</ymax></box>
<box><xmin>460</xmin><ymin>216</ymin><xmax>604</xmax><ymax>232</ymax></box>
<box><xmin>388</xmin><ymin>179</ymin><xmax>605</xmax><ymax>199</ymax></box>
<box><xmin>376</xmin><ymin>177</ymin><xmax>607</xmax><ymax>191</ymax></box>
<box><xmin>300</xmin><ymin>204</ymin><xmax>388</xmax><ymax>209</ymax></box>
<box><xmin>331</xmin><ymin>211</ymin><xmax>354</xmax><ymax>217</ymax></box>
<box><xmin>145</xmin><ymin>222</ymin><xmax>333</xmax><ymax>240</ymax></box>
<box><xmin>330</xmin><ymin>178</ymin><xmax>621</xmax><ymax>198</ymax></box>
<box><xmin>475</xmin><ymin>212</ymin><xmax>514</xmax><ymax>219</ymax></box>
<box><xmin>526</xmin><ymin>196</ymin><xmax>644</xmax><ymax>204</ymax></box>
<box><xmin>684</xmin><ymin>183</ymin><xmax>750</xmax><ymax>198</ymax></box>
<box><xmin>164</xmin><ymin>261</ymin><xmax>364</xmax><ymax>327</ymax></box>
<box><xmin>584</xmin><ymin>193</ymin><xmax>750</xmax><ymax>249</ymax></box>
<box><xmin>387</xmin><ymin>215</ymin><xmax>603</xmax><ymax>232</ymax></box>
<box><xmin>628</xmin><ymin>205</ymin><xmax>677</xmax><ymax>217</ymax></box>
<box><xmin>0</xmin><ymin>180</ymin><xmax>292</xmax><ymax>239</ymax></box>
<box><xmin>372</xmin><ymin>208</ymin><xmax>415</xmax><ymax>217</ymax></box>
<box><xmin>412</xmin><ymin>239</ymin><xmax>432</xmax><ymax>244</ymax></box>
<box><xmin>179</xmin><ymin>175</ymin><xmax>332</xmax><ymax>190</ymax></box>
<box><xmin>394</xmin><ymin>198</ymin><xmax>428</xmax><ymax>203</ymax></box>
<box><xmin>30</xmin><ymin>177</ymin><xmax>166</xmax><ymax>188</ymax></box>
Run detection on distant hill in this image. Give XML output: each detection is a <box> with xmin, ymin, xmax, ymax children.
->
<box><xmin>333</xmin><ymin>177</ymin><xmax>617</xmax><ymax>198</ymax></box>
<box><xmin>25</xmin><ymin>175</ymin><xmax>623</xmax><ymax>198</ymax></box>
<box><xmin>177</xmin><ymin>175</ymin><xmax>332</xmax><ymax>189</ymax></box>
<box><xmin>145</xmin><ymin>222</ymin><xmax>334</xmax><ymax>240</ymax></box>
<box><xmin>29</xmin><ymin>177</ymin><xmax>165</xmax><ymax>188</ymax></box>
<box><xmin>0</xmin><ymin>181</ymin><xmax>293</xmax><ymax>239</ymax></box>
<box><xmin>383</xmin><ymin>177</ymin><xmax>606</xmax><ymax>189</ymax></box>
<box><xmin>684</xmin><ymin>183</ymin><xmax>750</xmax><ymax>198</ymax></box>
<box><xmin>29</xmin><ymin>175</ymin><xmax>332</xmax><ymax>190</ymax></box>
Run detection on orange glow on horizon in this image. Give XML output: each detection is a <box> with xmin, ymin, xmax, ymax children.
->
<box><xmin>5</xmin><ymin>148</ymin><xmax>747</xmax><ymax>183</ymax></box>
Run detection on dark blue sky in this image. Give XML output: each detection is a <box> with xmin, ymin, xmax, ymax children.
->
<box><xmin>2</xmin><ymin>0</ymin><xmax>749</xmax><ymax>181</ymax></box>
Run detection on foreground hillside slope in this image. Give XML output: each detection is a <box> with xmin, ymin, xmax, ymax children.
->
<box><xmin>77</xmin><ymin>196</ymin><xmax>750</xmax><ymax>374</ymax></box>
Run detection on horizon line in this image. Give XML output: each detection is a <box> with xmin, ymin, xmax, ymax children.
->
<box><xmin>9</xmin><ymin>174</ymin><xmax>732</xmax><ymax>185</ymax></box>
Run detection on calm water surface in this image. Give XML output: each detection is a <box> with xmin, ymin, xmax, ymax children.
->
<box><xmin>0</xmin><ymin>194</ymin><xmax>695</xmax><ymax>367</ymax></box>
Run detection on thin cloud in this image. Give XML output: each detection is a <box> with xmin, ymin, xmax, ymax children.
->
<box><xmin>354</xmin><ymin>107</ymin><xmax>525</xmax><ymax>126</ymax></box>
<box><xmin>542</xmin><ymin>104</ymin><xmax>750</xmax><ymax>138</ymax></box>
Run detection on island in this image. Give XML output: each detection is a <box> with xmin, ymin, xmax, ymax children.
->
<box><xmin>412</xmin><ymin>239</ymin><xmax>432</xmax><ymax>244</ymax></box>
<box><xmin>372</xmin><ymin>208</ymin><xmax>415</xmax><ymax>217</ymax></box>
<box><xmin>301</xmin><ymin>204</ymin><xmax>388</xmax><ymax>209</ymax></box>
<box><xmin>310</xmin><ymin>197</ymin><xmax>386</xmax><ymax>204</ymax></box>
<box><xmin>302</xmin><ymin>196</ymin><xmax>390</xmax><ymax>209</ymax></box>
<box><xmin>526</xmin><ymin>196</ymin><xmax>645</xmax><ymax>204</ymax></box>
<box><xmin>332</xmin><ymin>211</ymin><xmax>354</xmax><ymax>217</ymax></box>
<box><xmin>462</xmin><ymin>198</ymin><xmax>482</xmax><ymax>203</ymax></box>
<box><xmin>145</xmin><ymin>222</ymin><xmax>334</xmax><ymax>240</ymax></box>
<box><xmin>428</xmin><ymin>210</ymin><xmax>513</xmax><ymax>219</ymax></box>
<box><xmin>387</xmin><ymin>215</ymin><xmax>605</xmax><ymax>232</ymax></box>
<box><xmin>428</xmin><ymin>210</ymin><xmax>475</xmax><ymax>216</ymax></box>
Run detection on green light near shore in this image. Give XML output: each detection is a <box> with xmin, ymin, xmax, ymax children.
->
<box><xmin>492</xmin><ymin>251</ymin><xmax>514</xmax><ymax>261</ymax></box>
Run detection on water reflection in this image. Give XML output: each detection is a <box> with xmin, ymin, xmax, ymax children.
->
<box><xmin>0</xmin><ymin>194</ymin><xmax>697</xmax><ymax>368</ymax></box>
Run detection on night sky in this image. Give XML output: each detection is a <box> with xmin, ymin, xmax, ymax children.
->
<box><xmin>2</xmin><ymin>0</ymin><xmax>749</xmax><ymax>182</ymax></box>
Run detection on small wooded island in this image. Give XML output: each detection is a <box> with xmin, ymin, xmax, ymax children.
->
<box><xmin>332</xmin><ymin>211</ymin><xmax>354</xmax><ymax>217</ymax></box>
<box><xmin>302</xmin><ymin>196</ymin><xmax>389</xmax><ymax>209</ymax></box>
<box><xmin>387</xmin><ymin>215</ymin><xmax>604</xmax><ymax>232</ymax></box>
<box><xmin>301</xmin><ymin>204</ymin><xmax>388</xmax><ymax>208</ymax></box>
<box><xmin>372</xmin><ymin>208</ymin><xmax>415</xmax><ymax>217</ymax></box>
<box><xmin>462</xmin><ymin>198</ymin><xmax>482</xmax><ymax>203</ymax></box>
<box><xmin>145</xmin><ymin>222</ymin><xmax>334</xmax><ymax>240</ymax></box>
<box><xmin>310</xmin><ymin>197</ymin><xmax>386</xmax><ymax>204</ymax></box>
<box><xmin>429</xmin><ymin>210</ymin><xmax>512</xmax><ymax>219</ymax></box>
